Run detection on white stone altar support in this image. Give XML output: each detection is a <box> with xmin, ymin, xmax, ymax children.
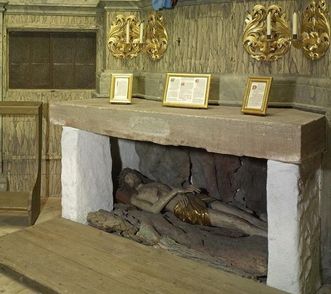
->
<box><xmin>50</xmin><ymin>98</ymin><xmax>326</xmax><ymax>294</ymax></box>
<box><xmin>267</xmin><ymin>158</ymin><xmax>322</xmax><ymax>294</ymax></box>
<box><xmin>61</xmin><ymin>127</ymin><xmax>113</xmax><ymax>224</ymax></box>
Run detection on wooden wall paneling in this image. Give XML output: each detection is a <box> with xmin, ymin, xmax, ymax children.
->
<box><xmin>3</xmin><ymin>90</ymin><xmax>93</xmax><ymax>197</ymax></box>
<box><xmin>0</xmin><ymin>101</ymin><xmax>42</xmax><ymax>225</ymax></box>
<box><xmin>96</xmin><ymin>12</ymin><xmax>105</xmax><ymax>74</ymax></box>
<box><xmin>0</xmin><ymin>1</ymin><xmax>99</xmax><ymax>199</ymax></box>
<box><xmin>0</xmin><ymin>3</ymin><xmax>7</xmax><ymax>177</ymax></box>
<box><xmin>4</xmin><ymin>157</ymin><xmax>61</xmax><ymax>197</ymax></box>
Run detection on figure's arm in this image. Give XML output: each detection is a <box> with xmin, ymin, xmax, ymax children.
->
<box><xmin>131</xmin><ymin>188</ymin><xmax>186</xmax><ymax>214</ymax></box>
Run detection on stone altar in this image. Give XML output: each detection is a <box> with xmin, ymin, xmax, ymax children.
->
<box><xmin>50</xmin><ymin>98</ymin><xmax>326</xmax><ymax>294</ymax></box>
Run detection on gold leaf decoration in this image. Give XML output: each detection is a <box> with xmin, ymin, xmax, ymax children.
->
<box><xmin>108</xmin><ymin>15</ymin><xmax>142</xmax><ymax>59</ymax></box>
<box><xmin>301</xmin><ymin>0</ymin><xmax>330</xmax><ymax>60</ymax></box>
<box><xmin>243</xmin><ymin>5</ymin><xmax>291</xmax><ymax>62</ymax></box>
<box><xmin>145</xmin><ymin>13</ymin><xmax>168</xmax><ymax>61</ymax></box>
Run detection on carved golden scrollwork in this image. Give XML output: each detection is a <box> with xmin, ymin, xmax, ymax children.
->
<box><xmin>243</xmin><ymin>5</ymin><xmax>292</xmax><ymax>62</ymax></box>
<box><xmin>107</xmin><ymin>13</ymin><xmax>168</xmax><ymax>61</ymax></box>
<box><xmin>144</xmin><ymin>13</ymin><xmax>168</xmax><ymax>61</ymax></box>
<box><xmin>108</xmin><ymin>15</ymin><xmax>142</xmax><ymax>59</ymax></box>
<box><xmin>301</xmin><ymin>0</ymin><xmax>330</xmax><ymax>60</ymax></box>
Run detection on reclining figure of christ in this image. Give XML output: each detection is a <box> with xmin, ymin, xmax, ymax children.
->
<box><xmin>116</xmin><ymin>168</ymin><xmax>267</xmax><ymax>238</ymax></box>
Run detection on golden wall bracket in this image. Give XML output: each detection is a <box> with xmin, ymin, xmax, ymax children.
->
<box><xmin>145</xmin><ymin>13</ymin><xmax>168</xmax><ymax>61</ymax></box>
<box><xmin>108</xmin><ymin>13</ymin><xmax>168</xmax><ymax>61</ymax></box>
<box><xmin>243</xmin><ymin>0</ymin><xmax>330</xmax><ymax>62</ymax></box>
<box><xmin>243</xmin><ymin>5</ymin><xmax>291</xmax><ymax>62</ymax></box>
<box><xmin>108</xmin><ymin>15</ymin><xmax>141</xmax><ymax>59</ymax></box>
<box><xmin>300</xmin><ymin>0</ymin><xmax>330</xmax><ymax>60</ymax></box>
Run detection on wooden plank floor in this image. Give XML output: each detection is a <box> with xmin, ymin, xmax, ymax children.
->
<box><xmin>0</xmin><ymin>274</ymin><xmax>36</xmax><ymax>294</ymax></box>
<box><xmin>0</xmin><ymin>197</ymin><xmax>61</xmax><ymax>293</ymax></box>
<box><xmin>0</xmin><ymin>197</ymin><xmax>61</xmax><ymax>238</ymax></box>
<box><xmin>0</xmin><ymin>217</ymin><xmax>286</xmax><ymax>294</ymax></box>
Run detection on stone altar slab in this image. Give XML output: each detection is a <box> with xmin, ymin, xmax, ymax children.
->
<box><xmin>50</xmin><ymin>98</ymin><xmax>326</xmax><ymax>164</ymax></box>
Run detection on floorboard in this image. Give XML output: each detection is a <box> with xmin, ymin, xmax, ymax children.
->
<box><xmin>0</xmin><ymin>217</ymin><xmax>286</xmax><ymax>294</ymax></box>
<box><xmin>0</xmin><ymin>197</ymin><xmax>61</xmax><ymax>293</ymax></box>
<box><xmin>0</xmin><ymin>197</ymin><xmax>61</xmax><ymax>238</ymax></box>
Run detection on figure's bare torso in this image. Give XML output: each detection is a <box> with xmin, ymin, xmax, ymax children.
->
<box><xmin>135</xmin><ymin>182</ymin><xmax>179</xmax><ymax>212</ymax></box>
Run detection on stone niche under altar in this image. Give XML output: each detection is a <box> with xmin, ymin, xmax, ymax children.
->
<box><xmin>87</xmin><ymin>139</ymin><xmax>269</xmax><ymax>280</ymax></box>
<box><xmin>111</xmin><ymin>140</ymin><xmax>268</xmax><ymax>216</ymax></box>
<box><xmin>50</xmin><ymin>98</ymin><xmax>326</xmax><ymax>294</ymax></box>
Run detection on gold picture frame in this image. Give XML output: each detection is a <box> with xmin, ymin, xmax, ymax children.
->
<box><xmin>242</xmin><ymin>76</ymin><xmax>272</xmax><ymax>115</ymax></box>
<box><xmin>110</xmin><ymin>74</ymin><xmax>133</xmax><ymax>104</ymax></box>
<box><xmin>162</xmin><ymin>73</ymin><xmax>211</xmax><ymax>109</ymax></box>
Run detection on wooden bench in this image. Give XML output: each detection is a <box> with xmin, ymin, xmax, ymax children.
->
<box><xmin>0</xmin><ymin>102</ymin><xmax>42</xmax><ymax>225</ymax></box>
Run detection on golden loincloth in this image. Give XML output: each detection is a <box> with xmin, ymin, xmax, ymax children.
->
<box><xmin>173</xmin><ymin>194</ymin><xmax>211</xmax><ymax>226</ymax></box>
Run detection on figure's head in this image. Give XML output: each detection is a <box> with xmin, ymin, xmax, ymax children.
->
<box><xmin>118</xmin><ymin>168</ymin><xmax>143</xmax><ymax>190</ymax></box>
<box><xmin>116</xmin><ymin>168</ymin><xmax>144</xmax><ymax>204</ymax></box>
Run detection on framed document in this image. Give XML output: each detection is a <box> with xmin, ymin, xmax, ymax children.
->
<box><xmin>163</xmin><ymin>73</ymin><xmax>211</xmax><ymax>109</ymax></box>
<box><xmin>110</xmin><ymin>74</ymin><xmax>133</xmax><ymax>104</ymax></box>
<box><xmin>242</xmin><ymin>76</ymin><xmax>272</xmax><ymax>115</ymax></box>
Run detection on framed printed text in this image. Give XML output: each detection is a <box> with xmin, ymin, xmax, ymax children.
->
<box><xmin>110</xmin><ymin>74</ymin><xmax>133</xmax><ymax>104</ymax></box>
<box><xmin>163</xmin><ymin>73</ymin><xmax>211</xmax><ymax>109</ymax></box>
<box><xmin>242</xmin><ymin>76</ymin><xmax>272</xmax><ymax>115</ymax></box>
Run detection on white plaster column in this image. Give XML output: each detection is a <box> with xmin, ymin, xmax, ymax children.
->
<box><xmin>267</xmin><ymin>159</ymin><xmax>321</xmax><ymax>294</ymax></box>
<box><xmin>61</xmin><ymin>127</ymin><xmax>113</xmax><ymax>224</ymax></box>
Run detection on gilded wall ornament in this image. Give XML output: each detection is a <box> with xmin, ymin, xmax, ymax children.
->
<box><xmin>243</xmin><ymin>1</ymin><xmax>330</xmax><ymax>62</ymax></box>
<box><xmin>108</xmin><ymin>15</ymin><xmax>141</xmax><ymax>59</ymax></box>
<box><xmin>243</xmin><ymin>5</ymin><xmax>292</xmax><ymax>62</ymax></box>
<box><xmin>108</xmin><ymin>13</ymin><xmax>168</xmax><ymax>61</ymax></box>
<box><xmin>301</xmin><ymin>0</ymin><xmax>330</xmax><ymax>60</ymax></box>
<box><xmin>145</xmin><ymin>13</ymin><xmax>168</xmax><ymax>60</ymax></box>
